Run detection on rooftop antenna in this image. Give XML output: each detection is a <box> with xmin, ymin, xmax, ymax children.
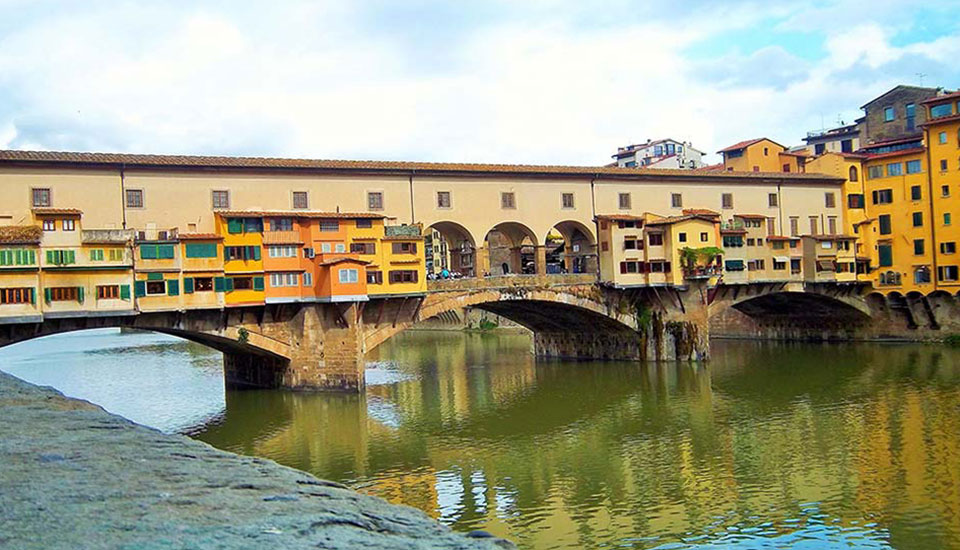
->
<box><xmin>917</xmin><ymin>72</ymin><xmax>927</xmax><ymax>87</ymax></box>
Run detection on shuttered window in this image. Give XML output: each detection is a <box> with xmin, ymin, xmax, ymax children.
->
<box><xmin>185</xmin><ymin>243</ymin><xmax>218</xmax><ymax>258</ymax></box>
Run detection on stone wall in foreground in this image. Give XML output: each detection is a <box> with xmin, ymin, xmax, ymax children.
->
<box><xmin>0</xmin><ymin>372</ymin><xmax>514</xmax><ymax>550</ymax></box>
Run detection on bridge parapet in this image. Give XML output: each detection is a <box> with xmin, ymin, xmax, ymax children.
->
<box><xmin>427</xmin><ymin>273</ymin><xmax>596</xmax><ymax>292</ymax></box>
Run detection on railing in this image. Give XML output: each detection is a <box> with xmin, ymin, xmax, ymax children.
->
<box><xmin>721</xmin><ymin>220</ymin><xmax>744</xmax><ymax>231</ymax></box>
<box><xmin>427</xmin><ymin>273</ymin><xmax>596</xmax><ymax>292</ymax></box>
<box><xmin>682</xmin><ymin>265</ymin><xmax>722</xmax><ymax>279</ymax></box>
<box><xmin>81</xmin><ymin>229</ymin><xmax>135</xmax><ymax>244</ymax></box>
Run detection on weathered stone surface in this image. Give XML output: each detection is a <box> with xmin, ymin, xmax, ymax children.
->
<box><xmin>0</xmin><ymin>372</ymin><xmax>514</xmax><ymax>550</ymax></box>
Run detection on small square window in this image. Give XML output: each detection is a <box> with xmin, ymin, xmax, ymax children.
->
<box><xmin>562</xmin><ymin>193</ymin><xmax>575</xmax><ymax>209</ymax></box>
<box><xmin>437</xmin><ymin>191</ymin><xmax>451</xmax><ymax>208</ymax></box>
<box><xmin>768</xmin><ymin>193</ymin><xmax>778</xmax><ymax>207</ymax></box>
<box><xmin>825</xmin><ymin>192</ymin><xmax>836</xmax><ymax>208</ymax></box>
<box><xmin>292</xmin><ymin>191</ymin><xmax>308</xmax><ymax>209</ymax></box>
<box><xmin>212</xmin><ymin>190</ymin><xmax>230</xmax><ymax>209</ymax></box>
<box><xmin>501</xmin><ymin>192</ymin><xmax>516</xmax><ymax>209</ymax></box>
<box><xmin>42</xmin><ymin>219</ymin><xmax>55</xmax><ymax>231</ymax></box>
<box><xmin>678</xmin><ymin>232</ymin><xmax>687</xmax><ymax>242</ymax></box>
<box><xmin>671</xmin><ymin>193</ymin><xmax>682</xmax><ymax>208</ymax></box>
<box><xmin>700</xmin><ymin>232</ymin><xmax>708</xmax><ymax>242</ymax></box>
<box><xmin>618</xmin><ymin>193</ymin><xmax>631</xmax><ymax>210</ymax></box>
<box><xmin>942</xmin><ymin>185</ymin><xmax>950</xmax><ymax>197</ymax></box>
<box><xmin>368</xmin><ymin>191</ymin><xmax>384</xmax><ymax>210</ymax></box>
<box><xmin>884</xmin><ymin>107</ymin><xmax>894</xmax><ymax>121</ymax></box>
<box><xmin>125</xmin><ymin>189</ymin><xmax>143</xmax><ymax>208</ymax></box>
<box><xmin>62</xmin><ymin>219</ymin><xmax>75</xmax><ymax>231</ymax></box>
<box><xmin>32</xmin><ymin>188</ymin><xmax>51</xmax><ymax>207</ymax></box>
<box><xmin>722</xmin><ymin>193</ymin><xmax>733</xmax><ymax>209</ymax></box>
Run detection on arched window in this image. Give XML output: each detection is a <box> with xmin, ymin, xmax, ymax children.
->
<box><xmin>849</xmin><ymin>166</ymin><xmax>858</xmax><ymax>182</ymax></box>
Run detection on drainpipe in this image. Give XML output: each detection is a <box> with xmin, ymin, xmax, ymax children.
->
<box><xmin>120</xmin><ymin>164</ymin><xmax>127</xmax><ymax>229</ymax></box>
<box><xmin>590</xmin><ymin>174</ymin><xmax>599</xmax><ymax>280</ymax></box>
<box><xmin>924</xmin><ymin>125</ymin><xmax>939</xmax><ymax>288</ymax></box>
<box><xmin>777</xmin><ymin>182</ymin><xmax>784</xmax><ymax>236</ymax></box>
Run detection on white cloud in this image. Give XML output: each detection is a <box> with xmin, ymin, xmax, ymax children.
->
<box><xmin>0</xmin><ymin>1</ymin><xmax>957</xmax><ymax>165</ymax></box>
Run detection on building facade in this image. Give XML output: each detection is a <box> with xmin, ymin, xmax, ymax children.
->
<box><xmin>613</xmin><ymin>139</ymin><xmax>705</xmax><ymax>169</ymax></box>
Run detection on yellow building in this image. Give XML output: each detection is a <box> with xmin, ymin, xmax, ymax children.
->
<box><xmin>33</xmin><ymin>208</ymin><xmax>135</xmax><ymax>317</ymax></box>
<box><xmin>861</xmin><ymin>138</ymin><xmax>933</xmax><ymax>292</ymax></box>
<box><xmin>801</xmin><ymin>235</ymin><xmax>858</xmax><ymax>283</ymax></box>
<box><xmin>179</xmin><ymin>234</ymin><xmax>226</xmax><ymax>309</ymax></box>
<box><xmin>0</xmin><ymin>225</ymin><xmax>42</xmax><ymax>322</ymax></box>
<box><xmin>215</xmin><ymin>214</ymin><xmax>266</xmax><ymax>307</ymax></box>
<box><xmin>921</xmin><ymin>91</ymin><xmax>960</xmax><ymax>289</ymax></box>
<box><xmin>718</xmin><ymin>138</ymin><xmax>807</xmax><ymax>173</ymax></box>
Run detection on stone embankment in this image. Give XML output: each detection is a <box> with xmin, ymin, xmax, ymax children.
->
<box><xmin>0</xmin><ymin>372</ymin><xmax>514</xmax><ymax>550</ymax></box>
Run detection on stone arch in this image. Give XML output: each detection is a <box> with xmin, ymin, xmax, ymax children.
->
<box><xmin>483</xmin><ymin>221</ymin><xmax>541</xmax><ymax>276</ymax></box>
<box><xmin>544</xmin><ymin>220</ymin><xmax>598</xmax><ymax>275</ymax></box>
<box><xmin>426</xmin><ymin>221</ymin><xmax>480</xmax><ymax>278</ymax></box>
<box><xmin>729</xmin><ymin>290</ymin><xmax>872</xmax><ymax>322</ymax></box>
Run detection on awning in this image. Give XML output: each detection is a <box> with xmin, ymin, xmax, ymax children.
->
<box><xmin>817</xmin><ymin>259</ymin><xmax>835</xmax><ymax>270</ymax></box>
<box><xmin>774</xmin><ymin>256</ymin><xmax>789</xmax><ymax>262</ymax></box>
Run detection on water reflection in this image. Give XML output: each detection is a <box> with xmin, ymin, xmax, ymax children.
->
<box><xmin>191</xmin><ymin>334</ymin><xmax>960</xmax><ymax>550</ymax></box>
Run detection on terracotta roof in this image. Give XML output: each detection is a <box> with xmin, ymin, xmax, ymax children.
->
<box><xmin>317</xmin><ymin>256</ymin><xmax>370</xmax><ymax>266</ymax></box>
<box><xmin>717</xmin><ymin>138</ymin><xmax>785</xmax><ymax>154</ymax></box>
<box><xmin>0</xmin><ymin>149</ymin><xmax>844</xmax><ymax>183</ymax></box>
<box><xmin>765</xmin><ymin>235</ymin><xmax>795</xmax><ymax>241</ymax></box>
<box><xmin>0</xmin><ymin>225</ymin><xmax>42</xmax><ymax>244</ymax></box>
<box><xmin>779</xmin><ymin>150</ymin><xmax>810</xmax><ymax>157</ymax></box>
<box><xmin>682</xmin><ymin>208</ymin><xmax>720</xmax><ymax>217</ymax></box>
<box><xmin>720</xmin><ymin>228</ymin><xmax>748</xmax><ymax>234</ymax></box>
<box><xmin>860</xmin><ymin>135</ymin><xmax>924</xmax><ymax>149</ymax></box>
<box><xmin>838</xmin><ymin>152</ymin><xmax>869</xmax><ymax>159</ymax></box>
<box><xmin>920</xmin><ymin>112</ymin><xmax>960</xmax><ymax>127</ymax></box>
<box><xmin>645</xmin><ymin>214</ymin><xmax>719</xmax><ymax>226</ymax></box>
<box><xmin>732</xmin><ymin>213</ymin><xmax>768</xmax><ymax>220</ymax></box>
<box><xmin>261</xmin><ymin>231</ymin><xmax>303</xmax><ymax>245</ymax></box>
<box><xmin>695</xmin><ymin>163</ymin><xmax>725</xmax><ymax>171</ymax></box>
<box><xmin>919</xmin><ymin>90</ymin><xmax>960</xmax><ymax>105</ymax></box>
<box><xmin>178</xmin><ymin>233</ymin><xmax>222</xmax><ymax>241</ymax></box>
<box><xmin>594</xmin><ymin>214</ymin><xmax>645</xmax><ymax>222</ymax></box>
<box><xmin>31</xmin><ymin>207</ymin><xmax>82</xmax><ymax>216</ymax></box>
<box><xmin>214</xmin><ymin>210</ymin><xmax>386</xmax><ymax>219</ymax></box>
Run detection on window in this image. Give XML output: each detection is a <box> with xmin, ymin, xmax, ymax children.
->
<box><xmin>848</xmin><ymin>194</ymin><xmax>864</xmax><ymax>209</ymax></box>
<box><xmin>32</xmin><ymin>188</ymin><xmax>51</xmax><ymax>207</ymax></box>
<box><xmin>872</xmin><ymin>189</ymin><xmax>894</xmax><ymax>204</ymax></box>
<box><xmin>194</xmin><ymin>277</ymin><xmax>214</xmax><ymax>291</ymax></box>
<box><xmin>886</xmin><ymin>163</ymin><xmax>903</xmax><ymax>177</ymax></box>
<box><xmin>771</xmin><ymin>240</ymin><xmax>785</xmax><ymax>250</ymax></box>
<box><xmin>89</xmin><ymin>249</ymin><xmax>104</xmax><ymax>261</ymax></box>
<box><xmin>941</xmin><ymin>242</ymin><xmax>956</xmax><ymax>254</ymax></box>
<box><xmin>562</xmin><ymin>193</ymin><xmax>575</xmax><ymax>209</ymax></box>
<box><xmin>946</xmin><ymin>213</ymin><xmax>953</xmax><ymax>226</ymax></box>
<box><xmin>931</xmin><ymin>104</ymin><xmax>954</xmax><ymax>118</ymax></box>
<box><xmin>623</xmin><ymin>237</ymin><xmax>640</xmax><ymax>250</ymax></box>
<box><xmin>224</xmin><ymin>245</ymin><xmax>260</xmax><ymax>261</ymax></box>
<box><xmin>747</xmin><ymin>259</ymin><xmax>765</xmax><ymax>271</ymax></box>
<box><xmin>185</xmin><ymin>243</ymin><xmax>217</xmax><ymax>258</ymax></box>
<box><xmin>790</xmin><ymin>217</ymin><xmax>799</xmax><ymax>236</ymax></box>
<box><xmin>768</xmin><ymin>193</ymin><xmax>778</xmax><ymax>207</ymax></box>
<box><xmin>96</xmin><ymin>285</ymin><xmax>119</xmax><ymax>299</ymax></box>
<box><xmin>722</xmin><ymin>236</ymin><xmax>743</xmax><ymax>247</ymax></box>
<box><xmin>913</xmin><ymin>212</ymin><xmax>923</xmax><ymax>227</ymax></box>
<box><xmin>914</xmin><ymin>239</ymin><xmax>925</xmax><ymax>255</ymax></box>
<box><xmin>878</xmin><ymin>214</ymin><xmax>892</xmax><ymax>235</ymax></box>
<box><xmin>767</xmin><ymin>217</ymin><xmax>776</xmax><ymax>234</ymax></box>
<box><xmin>841</xmin><ymin>139</ymin><xmax>853</xmax><ymax>153</ymax></box>
<box><xmin>724</xmin><ymin>260</ymin><xmax>745</xmax><ymax>271</ymax></box>
<box><xmin>267</xmin><ymin>245</ymin><xmax>298</xmax><ymax>258</ymax></box>
<box><xmin>61</xmin><ymin>219</ymin><xmax>75</xmax><ymax>231</ymax></box>
<box><xmin>320</xmin><ymin>242</ymin><xmax>332</xmax><ymax>253</ymax></box>
<box><xmin>911</xmin><ymin>185</ymin><xmax>922</xmax><ymax>200</ymax></box>
<box><xmin>619</xmin><ymin>261</ymin><xmax>641</xmax><ymax>274</ymax></box>
<box><xmin>700</xmin><ymin>232</ymin><xmax>709</xmax><ymax>242</ymax></box>
<box><xmin>368</xmin><ymin>191</ymin><xmax>384</xmax><ymax>210</ymax></box>
<box><xmin>618</xmin><ymin>193</ymin><xmax>631</xmax><ymax>209</ymax></box>
<box><xmin>212</xmin><ymin>190</ymin><xmax>230</xmax><ymax>209</ymax></box>
<box><xmin>366</xmin><ymin>271</ymin><xmax>382</xmax><ymax>285</ymax></box>
<box><xmin>648</xmin><ymin>233</ymin><xmax>664</xmax><ymax>246</ymax></box>
<box><xmin>501</xmin><ymin>192</ymin><xmax>516</xmax><ymax>209</ymax></box>
<box><xmin>848</xmin><ymin>166</ymin><xmax>858</xmax><ymax>182</ymax></box>
<box><xmin>746</xmin><ymin>238</ymin><xmax>755</xmax><ymax>246</ymax></box>
<box><xmin>906</xmin><ymin>160</ymin><xmax>922</xmax><ymax>174</ymax></box>
<box><xmin>356</xmin><ymin>219</ymin><xmax>373</xmax><ymax>229</ymax></box>
<box><xmin>906</xmin><ymin>103</ymin><xmax>916</xmax><ymax>131</ymax></box>
<box><xmin>302</xmin><ymin>272</ymin><xmax>313</xmax><ymax>287</ymax></box>
<box><xmin>47</xmin><ymin>287</ymin><xmax>80</xmax><ymax>301</ymax></box>
<box><xmin>42</xmin><ymin>219</ymin><xmax>55</xmax><ymax>231</ymax></box>
<box><xmin>1</xmin><ymin>287</ymin><xmax>34</xmax><ymax>304</ymax></box>
<box><xmin>721</xmin><ymin>193</ymin><xmax>733</xmax><ymax>209</ymax></box>
<box><xmin>337</xmin><ymin>268</ymin><xmax>359</xmax><ymax>284</ymax></box>
<box><xmin>320</xmin><ymin>219</ymin><xmax>339</xmax><ymax>232</ymax></box>
<box><xmin>0</xmin><ymin>249</ymin><xmax>37</xmax><ymax>266</ymax></box>
<box><xmin>270</xmin><ymin>272</ymin><xmax>300</xmax><ymax>287</ymax></box>
<box><xmin>270</xmin><ymin>218</ymin><xmax>294</xmax><ymax>231</ymax></box>
<box><xmin>678</xmin><ymin>232</ymin><xmax>687</xmax><ymax>243</ymax></box>
<box><xmin>938</xmin><ymin>266</ymin><xmax>959</xmax><ymax>282</ymax></box>
<box><xmin>867</xmin><ymin>165</ymin><xmax>883</xmax><ymax>179</ymax></box>
<box><xmin>335</xmin><ymin>243</ymin><xmax>346</xmax><ymax>253</ymax></box>
<box><xmin>782</xmin><ymin>163</ymin><xmax>791</xmax><ymax>173</ymax></box>
<box><xmin>144</xmin><ymin>280</ymin><xmax>166</xmax><ymax>295</ymax></box>
<box><xmin>292</xmin><ymin>191</ymin><xmax>308</xmax><ymax>209</ymax></box>
<box><xmin>828</xmin><ymin>217</ymin><xmax>837</xmax><ymax>234</ymax></box>
<box><xmin>600</xmin><ymin>241</ymin><xmax>609</xmax><ymax>252</ymax></box>
<box><xmin>884</xmin><ymin>106</ymin><xmax>894</xmax><ymax>121</ymax></box>
<box><xmin>303</xmin><ymin>247</ymin><xmax>315</xmax><ymax>258</ymax></box>
<box><xmin>915</xmin><ymin>266</ymin><xmax>931</xmax><ymax>284</ymax></box>
<box><xmin>814</xmin><ymin>143</ymin><xmax>826</xmax><ymax>155</ymax></box>
<box><xmin>45</xmin><ymin>249</ymin><xmax>76</xmax><ymax>265</ymax></box>
<box><xmin>825</xmin><ymin>192</ymin><xmax>836</xmax><ymax>208</ymax></box>
<box><xmin>809</xmin><ymin>216</ymin><xmax>818</xmax><ymax>234</ymax></box>
<box><xmin>940</xmin><ymin>132</ymin><xmax>949</xmax><ymax>144</ymax></box>
<box><xmin>392</xmin><ymin>242</ymin><xmax>417</xmax><ymax>254</ymax></box>
<box><xmin>350</xmin><ymin>242</ymin><xmax>376</xmax><ymax>254</ymax></box>
<box><xmin>125</xmin><ymin>189</ymin><xmax>143</xmax><ymax>208</ymax></box>
<box><xmin>942</xmin><ymin>159</ymin><xmax>949</xmax><ymax>172</ymax></box>
<box><xmin>141</xmin><ymin>244</ymin><xmax>176</xmax><ymax>260</ymax></box>
<box><xmin>671</xmin><ymin>193</ymin><xmax>683</xmax><ymax>208</ymax></box>
<box><xmin>943</xmin><ymin>185</ymin><xmax>951</xmax><ymax>198</ymax></box>
<box><xmin>437</xmin><ymin>191</ymin><xmax>451</xmax><ymax>208</ymax></box>
<box><xmin>389</xmin><ymin>270</ymin><xmax>419</xmax><ymax>283</ymax></box>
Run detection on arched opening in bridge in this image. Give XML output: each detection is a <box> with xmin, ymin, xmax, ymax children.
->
<box><xmin>483</xmin><ymin>222</ymin><xmax>540</xmax><ymax>276</ymax></box>
<box><xmin>425</xmin><ymin>221</ymin><xmax>478</xmax><ymax>278</ymax></box>
<box><xmin>544</xmin><ymin>221</ymin><xmax>597</xmax><ymax>275</ymax></box>
<box><xmin>731</xmin><ymin>291</ymin><xmax>871</xmax><ymax>326</ymax></box>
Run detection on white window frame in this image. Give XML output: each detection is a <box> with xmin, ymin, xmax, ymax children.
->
<box><xmin>338</xmin><ymin>268</ymin><xmax>359</xmax><ymax>283</ymax></box>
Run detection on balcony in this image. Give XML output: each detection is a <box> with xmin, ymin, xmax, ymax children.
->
<box><xmin>682</xmin><ymin>264</ymin><xmax>722</xmax><ymax>279</ymax></box>
<box><xmin>82</xmin><ymin>229</ymin><xmax>135</xmax><ymax>244</ymax></box>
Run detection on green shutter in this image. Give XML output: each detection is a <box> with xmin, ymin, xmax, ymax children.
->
<box><xmin>225</xmin><ymin>277</ymin><xmax>234</xmax><ymax>292</ymax></box>
<box><xmin>183</xmin><ymin>277</ymin><xmax>194</xmax><ymax>294</ymax></box>
<box><xmin>66</xmin><ymin>250</ymin><xmax>76</xmax><ymax>265</ymax></box>
<box><xmin>228</xmin><ymin>218</ymin><xmax>243</xmax><ymax>234</ymax></box>
<box><xmin>46</xmin><ymin>250</ymin><xmax>55</xmax><ymax>264</ymax></box>
<box><xmin>29</xmin><ymin>288</ymin><xmax>36</xmax><ymax>305</ymax></box>
<box><xmin>77</xmin><ymin>286</ymin><xmax>84</xmax><ymax>304</ymax></box>
<box><xmin>185</xmin><ymin>243</ymin><xmax>217</xmax><ymax>258</ymax></box>
<box><xmin>147</xmin><ymin>272</ymin><xmax>163</xmax><ymax>281</ymax></box>
<box><xmin>879</xmin><ymin>245</ymin><xmax>893</xmax><ymax>267</ymax></box>
<box><xmin>253</xmin><ymin>276</ymin><xmax>264</xmax><ymax>291</ymax></box>
<box><xmin>158</xmin><ymin>245</ymin><xmax>175</xmax><ymax>259</ymax></box>
<box><xmin>120</xmin><ymin>285</ymin><xmax>131</xmax><ymax>300</ymax></box>
<box><xmin>44</xmin><ymin>288</ymin><xmax>52</xmax><ymax>303</ymax></box>
<box><xmin>214</xmin><ymin>277</ymin><xmax>226</xmax><ymax>292</ymax></box>
<box><xmin>252</xmin><ymin>246</ymin><xmax>261</xmax><ymax>261</ymax></box>
<box><xmin>167</xmin><ymin>280</ymin><xmax>179</xmax><ymax>296</ymax></box>
<box><xmin>134</xmin><ymin>280</ymin><xmax>146</xmax><ymax>297</ymax></box>
<box><xmin>0</xmin><ymin>250</ymin><xmax>8</xmax><ymax>266</ymax></box>
<box><xmin>141</xmin><ymin>245</ymin><xmax>158</xmax><ymax>259</ymax></box>
<box><xmin>27</xmin><ymin>250</ymin><xmax>36</xmax><ymax>265</ymax></box>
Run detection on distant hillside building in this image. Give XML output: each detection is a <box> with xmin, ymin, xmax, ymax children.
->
<box><xmin>859</xmin><ymin>85</ymin><xmax>941</xmax><ymax>145</ymax></box>
<box><xmin>801</xmin><ymin>122</ymin><xmax>861</xmax><ymax>156</ymax></box>
<box><xmin>612</xmin><ymin>139</ymin><xmax>705</xmax><ymax>169</ymax></box>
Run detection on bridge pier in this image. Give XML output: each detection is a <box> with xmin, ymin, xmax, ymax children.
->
<box><xmin>533</xmin><ymin>331</ymin><xmax>642</xmax><ymax>361</ymax></box>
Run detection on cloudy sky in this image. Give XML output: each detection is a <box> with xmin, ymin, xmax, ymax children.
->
<box><xmin>1</xmin><ymin>0</ymin><xmax>958</xmax><ymax>165</ymax></box>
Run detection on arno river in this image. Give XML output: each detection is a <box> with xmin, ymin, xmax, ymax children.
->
<box><xmin>2</xmin><ymin>329</ymin><xmax>959</xmax><ymax>549</ymax></box>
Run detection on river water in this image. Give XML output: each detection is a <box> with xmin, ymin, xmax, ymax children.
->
<box><xmin>2</xmin><ymin>328</ymin><xmax>959</xmax><ymax>549</ymax></box>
